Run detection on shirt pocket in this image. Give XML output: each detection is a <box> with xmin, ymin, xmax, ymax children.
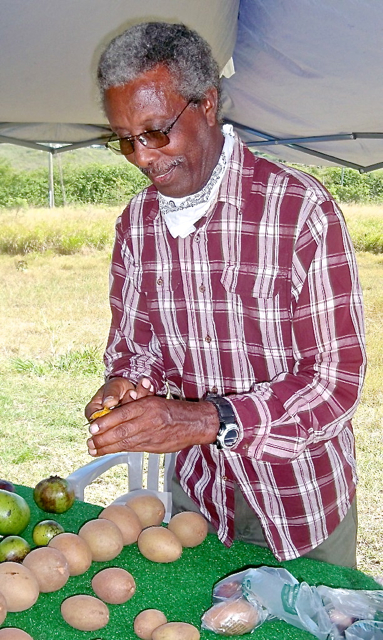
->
<box><xmin>220</xmin><ymin>264</ymin><xmax>289</xmax><ymax>299</ymax></box>
<box><xmin>139</xmin><ymin>266</ymin><xmax>182</xmax><ymax>299</ymax></box>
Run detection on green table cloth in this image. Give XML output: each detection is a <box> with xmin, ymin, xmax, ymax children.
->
<box><xmin>1</xmin><ymin>485</ymin><xmax>380</xmax><ymax>640</ymax></box>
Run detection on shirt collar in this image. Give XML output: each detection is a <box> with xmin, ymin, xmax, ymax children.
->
<box><xmin>216</xmin><ymin>128</ymin><xmax>245</xmax><ymax>211</ymax></box>
<box><xmin>158</xmin><ymin>125</ymin><xmax>235</xmax><ymax>238</ymax></box>
<box><xmin>146</xmin><ymin>127</ymin><xmax>246</xmax><ymax>223</ymax></box>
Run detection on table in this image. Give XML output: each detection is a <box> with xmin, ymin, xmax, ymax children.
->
<box><xmin>1</xmin><ymin>485</ymin><xmax>380</xmax><ymax>640</ymax></box>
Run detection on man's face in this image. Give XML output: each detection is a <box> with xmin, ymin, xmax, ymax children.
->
<box><xmin>103</xmin><ymin>65</ymin><xmax>223</xmax><ymax>198</ymax></box>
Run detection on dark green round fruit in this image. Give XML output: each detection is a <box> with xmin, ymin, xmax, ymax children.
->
<box><xmin>0</xmin><ymin>535</ymin><xmax>30</xmax><ymax>562</ymax></box>
<box><xmin>33</xmin><ymin>476</ymin><xmax>75</xmax><ymax>514</ymax></box>
<box><xmin>0</xmin><ymin>489</ymin><xmax>30</xmax><ymax>535</ymax></box>
<box><xmin>32</xmin><ymin>519</ymin><xmax>65</xmax><ymax>546</ymax></box>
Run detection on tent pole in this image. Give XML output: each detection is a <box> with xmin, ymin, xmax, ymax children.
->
<box><xmin>48</xmin><ymin>151</ymin><xmax>55</xmax><ymax>208</ymax></box>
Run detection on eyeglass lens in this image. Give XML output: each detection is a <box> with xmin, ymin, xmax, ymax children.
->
<box><xmin>108</xmin><ymin>99</ymin><xmax>192</xmax><ymax>155</ymax></box>
<box><xmin>119</xmin><ymin>130</ymin><xmax>169</xmax><ymax>155</ymax></box>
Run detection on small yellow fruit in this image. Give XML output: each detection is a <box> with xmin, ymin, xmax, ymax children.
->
<box><xmin>32</xmin><ymin>519</ymin><xmax>64</xmax><ymax>546</ymax></box>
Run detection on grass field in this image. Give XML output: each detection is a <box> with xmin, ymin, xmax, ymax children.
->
<box><xmin>0</xmin><ymin>204</ymin><xmax>382</xmax><ymax>577</ymax></box>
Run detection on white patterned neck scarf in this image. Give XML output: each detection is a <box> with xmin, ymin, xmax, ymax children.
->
<box><xmin>159</xmin><ymin>124</ymin><xmax>235</xmax><ymax>238</ymax></box>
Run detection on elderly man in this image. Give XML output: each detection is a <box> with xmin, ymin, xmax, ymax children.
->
<box><xmin>86</xmin><ymin>22</ymin><xmax>366</xmax><ymax>566</ymax></box>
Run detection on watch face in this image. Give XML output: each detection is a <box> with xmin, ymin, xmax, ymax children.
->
<box><xmin>217</xmin><ymin>423</ymin><xmax>239</xmax><ymax>449</ymax></box>
<box><xmin>224</xmin><ymin>427</ymin><xmax>240</xmax><ymax>447</ymax></box>
<box><xmin>205</xmin><ymin>395</ymin><xmax>239</xmax><ymax>450</ymax></box>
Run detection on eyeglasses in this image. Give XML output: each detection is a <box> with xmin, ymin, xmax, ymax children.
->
<box><xmin>107</xmin><ymin>99</ymin><xmax>193</xmax><ymax>156</ymax></box>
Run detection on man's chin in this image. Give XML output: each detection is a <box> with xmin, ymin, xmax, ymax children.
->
<box><xmin>153</xmin><ymin>173</ymin><xmax>204</xmax><ymax>199</ymax></box>
<box><xmin>151</xmin><ymin>164</ymin><xmax>179</xmax><ymax>192</ymax></box>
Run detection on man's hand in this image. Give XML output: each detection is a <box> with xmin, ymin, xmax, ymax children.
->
<box><xmin>85</xmin><ymin>376</ymin><xmax>155</xmax><ymax>422</ymax></box>
<box><xmin>86</xmin><ymin>396</ymin><xmax>219</xmax><ymax>456</ymax></box>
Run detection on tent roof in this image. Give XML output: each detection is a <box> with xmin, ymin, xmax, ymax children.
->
<box><xmin>1</xmin><ymin>0</ymin><xmax>383</xmax><ymax>172</ymax></box>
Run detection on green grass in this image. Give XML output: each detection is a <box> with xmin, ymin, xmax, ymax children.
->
<box><xmin>0</xmin><ymin>206</ymin><xmax>118</xmax><ymax>255</ymax></box>
<box><xmin>348</xmin><ymin>250</ymin><xmax>383</xmax><ymax>576</ymax></box>
<box><xmin>0</xmin><ymin>204</ymin><xmax>382</xmax><ymax>257</ymax></box>
<box><xmin>343</xmin><ymin>204</ymin><xmax>383</xmax><ymax>253</ymax></box>
<box><xmin>11</xmin><ymin>346</ymin><xmax>103</xmax><ymax>376</ymax></box>
<box><xmin>0</xmin><ymin>205</ymin><xmax>382</xmax><ymax>579</ymax></box>
<box><xmin>0</xmin><ymin>237</ymin><xmax>130</xmax><ymax>507</ymax></box>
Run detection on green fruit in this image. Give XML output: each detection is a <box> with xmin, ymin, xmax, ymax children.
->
<box><xmin>0</xmin><ymin>489</ymin><xmax>30</xmax><ymax>535</ymax></box>
<box><xmin>33</xmin><ymin>475</ymin><xmax>75</xmax><ymax>514</ymax></box>
<box><xmin>32</xmin><ymin>519</ymin><xmax>65</xmax><ymax>546</ymax></box>
<box><xmin>0</xmin><ymin>535</ymin><xmax>30</xmax><ymax>562</ymax></box>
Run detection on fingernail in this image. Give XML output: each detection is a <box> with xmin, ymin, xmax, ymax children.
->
<box><xmin>88</xmin><ymin>448</ymin><xmax>97</xmax><ymax>456</ymax></box>
<box><xmin>89</xmin><ymin>423</ymin><xmax>99</xmax><ymax>434</ymax></box>
<box><xmin>142</xmin><ymin>378</ymin><xmax>151</xmax><ymax>389</ymax></box>
<box><xmin>130</xmin><ymin>390</ymin><xmax>138</xmax><ymax>400</ymax></box>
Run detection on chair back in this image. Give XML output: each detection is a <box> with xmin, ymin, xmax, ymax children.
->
<box><xmin>67</xmin><ymin>451</ymin><xmax>176</xmax><ymax>522</ymax></box>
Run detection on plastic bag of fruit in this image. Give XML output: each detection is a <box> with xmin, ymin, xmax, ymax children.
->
<box><xmin>345</xmin><ymin>620</ymin><xmax>383</xmax><ymax>640</ymax></box>
<box><xmin>202</xmin><ymin>566</ymin><xmax>383</xmax><ymax>639</ymax></box>
<box><xmin>243</xmin><ymin>566</ymin><xmax>333</xmax><ymax>640</ymax></box>
<box><xmin>317</xmin><ymin>585</ymin><xmax>383</xmax><ymax>639</ymax></box>
<box><xmin>201</xmin><ymin>570</ymin><xmax>267</xmax><ymax>636</ymax></box>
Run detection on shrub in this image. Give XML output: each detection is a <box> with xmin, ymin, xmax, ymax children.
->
<box><xmin>3</xmin><ymin>156</ymin><xmax>383</xmax><ymax>207</ymax></box>
<box><xmin>296</xmin><ymin>165</ymin><xmax>383</xmax><ymax>204</ymax></box>
<box><xmin>0</xmin><ymin>162</ymin><xmax>149</xmax><ymax>208</ymax></box>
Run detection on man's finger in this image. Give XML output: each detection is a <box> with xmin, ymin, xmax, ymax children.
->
<box><xmin>84</xmin><ymin>388</ymin><xmax>105</xmax><ymax>420</ymax></box>
<box><xmin>87</xmin><ymin>399</ymin><xmax>146</xmax><ymax>437</ymax></box>
<box><xmin>135</xmin><ymin>377</ymin><xmax>155</xmax><ymax>399</ymax></box>
<box><xmin>102</xmin><ymin>377</ymin><xmax>135</xmax><ymax>406</ymax></box>
<box><xmin>85</xmin><ymin>378</ymin><xmax>136</xmax><ymax>421</ymax></box>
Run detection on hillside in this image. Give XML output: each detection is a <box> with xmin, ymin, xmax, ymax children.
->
<box><xmin>0</xmin><ymin>143</ymin><xmax>126</xmax><ymax>171</ymax></box>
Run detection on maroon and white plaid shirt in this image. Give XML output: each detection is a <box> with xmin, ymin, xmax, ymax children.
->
<box><xmin>105</xmin><ymin>133</ymin><xmax>366</xmax><ymax>561</ymax></box>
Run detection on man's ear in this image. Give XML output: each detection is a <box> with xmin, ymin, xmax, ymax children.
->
<box><xmin>202</xmin><ymin>87</ymin><xmax>219</xmax><ymax>126</ymax></box>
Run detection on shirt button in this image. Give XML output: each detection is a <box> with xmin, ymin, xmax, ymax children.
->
<box><xmin>222</xmin><ymin>476</ymin><xmax>228</xmax><ymax>482</ymax></box>
<box><xmin>205</xmin><ymin>335</ymin><xmax>212</xmax><ymax>343</ymax></box>
<box><xmin>199</xmin><ymin>284</ymin><xmax>206</xmax><ymax>293</ymax></box>
<box><xmin>194</xmin><ymin>235</ymin><xmax>200</xmax><ymax>242</ymax></box>
<box><xmin>157</xmin><ymin>278</ymin><xmax>163</xmax><ymax>286</ymax></box>
<box><xmin>211</xmin><ymin>386</ymin><xmax>218</xmax><ymax>393</ymax></box>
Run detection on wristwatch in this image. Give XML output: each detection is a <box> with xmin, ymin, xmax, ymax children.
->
<box><xmin>205</xmin><ymin>393</ymin><xmax>240</xmax><ymax>450</ymax></box>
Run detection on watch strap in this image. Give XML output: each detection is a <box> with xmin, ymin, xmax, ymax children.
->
<box><xmin>205</xmin><ymin>393</ymin><xmax>239</xmax><ymax>449</ymax></box>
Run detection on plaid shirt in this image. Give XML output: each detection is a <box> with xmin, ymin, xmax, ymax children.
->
<box><xmin>105</xmin><ymin>133</ymin><xmax>366</xmax><ymax>561</ymax></box>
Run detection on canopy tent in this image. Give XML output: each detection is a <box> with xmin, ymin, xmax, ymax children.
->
<box><xmin>1</xmin><ymin>0</ymin><xmax>383</xmax><ymax>172</ymax></box>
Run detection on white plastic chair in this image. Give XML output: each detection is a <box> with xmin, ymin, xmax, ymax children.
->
<box><xmin>67</xmin><ymin>451</ymin><xmax>176</xmax><ymax>523</ymax></box>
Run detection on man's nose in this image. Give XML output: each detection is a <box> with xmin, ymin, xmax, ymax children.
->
<box><xmin>129</xmin><ymin>140</ymin><xmax>160</xmax><ymax>170</ymax></box>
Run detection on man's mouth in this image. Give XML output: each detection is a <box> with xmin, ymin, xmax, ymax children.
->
<box><xmin>141</xmin><ymin>160</ymin><xmax>181</xmax><ymax>183</ymax></box>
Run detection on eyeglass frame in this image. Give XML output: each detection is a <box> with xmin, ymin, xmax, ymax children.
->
<box><xmin>106</xmin><ymin>99</ymin><xmax>194</xmax><ymax>156</ymax></box>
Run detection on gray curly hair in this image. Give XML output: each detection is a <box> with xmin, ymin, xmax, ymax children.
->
<box><xmin>97</xmin><ymin>22</ymin><xmax>222</xmax><ymax>118</ymax></box>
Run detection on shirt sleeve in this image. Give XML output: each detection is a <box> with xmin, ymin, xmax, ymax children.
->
<box><xmin>229</xmin><ymin>199</ymin><xmax>366</xmax><ymax>463</ymax></box>
<box><xmin>103</xmin><ymin>216</ymin><xmax>166</xmax><ymax>393</ymax></box>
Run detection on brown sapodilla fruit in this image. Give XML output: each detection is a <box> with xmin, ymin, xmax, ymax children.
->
<box><xmin>78</xmin><ymin>518</ymin><xmax>123</xmax><ymax>562</ymax></box>
<box><xmin>98</xmin><ymin>504</ymin><xmax>142</xmax><ymax>545</ymax></box>
<box><xmin>61</xmin><ymin>594</ymin><xmax>109</xmax><ymax>631</ymax></box>
<box><xmin>125</xmin><ymin>494</ymin><xmax>165</xmax><ymax>528</ymax></box>
<box><xmin>23</xmin><ymin>547</ymin><xmax>70</xmax><ymax>593</ymax></box>
<box><xmin>92</xmin><ymin>567</ymin><xmax>136</xmax><ymax>604</ymax></box>
<box><xmin>0</xmin><ymin>562</ymin><xmax>39</xmax><ymax>612</ymax></box>
<box><xmin>48</xmin><ymin>532</ymin><xmax>92</xmax><ymax>576</ymax></box>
